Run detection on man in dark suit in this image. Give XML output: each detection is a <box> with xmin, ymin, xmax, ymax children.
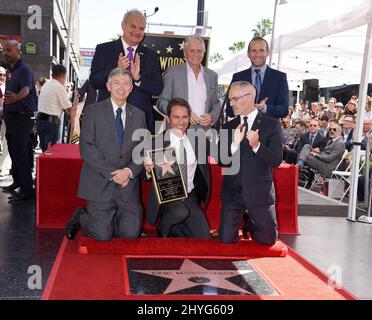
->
<box><xmin>226</xmin><ymin>37</ymin><xmax>289</xmax><ymax>120</ymax></box>
<box><xmin>285</xmin><ymin>119</ymin><xmax>327</xmax><ymax>164</ymax></box>
<box><xmin>89</xmin><ymin>9</ymin><xmax>163</xmax><ymax>133</ymax></box>
<box><xmin>219</xmin><ymin>81</ymin><xmax>283</xmax><ymax>245</ymax></box>
<box><xmin>342</xmin><ymin>115</ymin><xmax>355</xmax><ymax>151</ymax></box>
<box><xmin>144</xmin><ymin>98</ymin><xmax>211</xmax><ymax>239</ymax></box>
<box><xmin>65</xmin><ymin>68</ymin><xmax>148</xmax><ymax>241</ymax></box>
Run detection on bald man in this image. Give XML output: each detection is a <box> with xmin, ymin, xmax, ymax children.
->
<box><xmin>1</xmin><ymin>41</ymin><xmax>38</xmax><ymax>201</ymax></box>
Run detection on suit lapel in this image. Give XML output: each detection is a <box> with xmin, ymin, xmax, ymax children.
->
<box><xmin>122</xmin><ymin>104</ymin><xmax>136</xmax><ymax>153</ymax></box>
<box><xmin>260</xmin><ymin>66</ymin><xmax>271</xmax><ymax>102</ymax></box>
<box><xmin>181</xmin><ymin>63</ymin><xmax>189</xmax><ymax>99</ymax></box>
<box><xmin>251</xmin><ymin>112</ymin><xmax>263</xmax><ymax>132</ymax></box>
<box><xmin>103</xmin><ymin>99</ymin><xmax>120</xmax><ymax>150</ymax></box>
<box><xmin>203</xmin><ymin>67</ymin><xmax>211</xmax><ymax>112</ymax></box>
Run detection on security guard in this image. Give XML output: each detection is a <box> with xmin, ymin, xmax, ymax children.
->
<box><xmin>1</xmin><ymin>40</ymin><xmax>38</xmax><ymax>202</ymax></box>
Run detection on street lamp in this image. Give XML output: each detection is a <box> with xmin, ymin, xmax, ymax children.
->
<box><xmin>269</xmin><ymin>0</ymin><xmax>288</xmax><ymax>67</ymax></box>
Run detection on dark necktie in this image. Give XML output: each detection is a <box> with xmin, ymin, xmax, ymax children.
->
<box><xmin>243</xmin><ymin>116</ymin><xmax>249</xmax><ymax>135</ymax></box>
<box><xmin>127</xmin><ymin>47</ymin><xmax>134</xmax><ymax>71</ymax></box>
<box><xmin>254</xmin><ymin>69</ymin><xmax>262</xmax><ymax>103</ymax></box>
<box><xmin>179</xmin><ymin>139</ymin><xmax>188</xmax><ymax>193</ymax></box>
<box><xmin>309</xmin><ymin>134</ymin><xmax>315</xmax><ymax>146</ymax></box>
<box><xmin>116</xmin><ymin>108</ymin><xmax>125</xmax><ymax>148</ymax></box>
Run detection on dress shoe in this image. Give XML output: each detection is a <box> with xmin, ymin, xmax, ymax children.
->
<box><xmin>156</xmin><ymin>227</ymin><xmax>168</xmax><ymax>238</ymax></box>
<box><xmin>65</xmin><ymin>207</ymin><xmax>86</xmax><ymax>240</ymax></box>
<box><xmin>8</xmin><ymin>190</ymin><xmax>35</xmax><ymax>202</ymax></box>
<box><xmin>2</xmin><ymin>183</ymin><xmax>20</xmax><ymax>193</ymax></box>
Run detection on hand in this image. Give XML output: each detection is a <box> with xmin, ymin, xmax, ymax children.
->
<box><xmin>233</xmin><ymin>124</ymin><xmax>245</xmax><ymax>148</ymax></box>
<box><xmin>111</xmin><ymin>168</ymin><xmax>131</xmax><ymax>188</ymax></box>
<box><xmin>4</xmin><ymin>91</ymin><xmax>18</xmax><ymax>104</ymax></box>
<box><xmin>255</xmin><ymin>97</ymin><xmax>268</xmax><ymax>112</ymax></box>
<box><xmin>246</xmin><ymin>129</ymin><xmax>260</xmax><ymax>149</ymax></box>
<box><xmin>144</xmin><ymin>157</ymin><xmax>154</xmax><ymax>174</ymax></box>
<box><xmin>190</xmin><ymin>112</ymin><xmax>201</xmax><ymax>125</ymax></box>
<box><xmin>131</xmin><ymin>53</ymin><xmax>141</xmax><ymax>81</ymax></box>
<box><xmin>313</xmin><ymin>148</ymin><xmax>320</xmax><ymax>154</ymax></box>
<box><xmin>199</xmin><ymin>113</ymin><xmax>213</xmax><ymax>127</ymax></box>
<box><xmin>117</xmin><ymin>52</ymin><xmax>130</xmax><ymax>70</ymax></box>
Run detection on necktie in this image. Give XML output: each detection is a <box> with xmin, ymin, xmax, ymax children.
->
<box><xmin>179</xmin><ymin>139</ymin><xmax>188</xmax><ymax>193</ymax></box>
<box><xmin>243</xmin><ymin>116</ymin><xmax>249</xmax><ymax>135</ymax></box>
<box><xmin>127</xmin><ymin>47</ymin><xmax>134</xmax><ymax>71</ymax></box>
<box><xmin>254</xmin><ymin>69</ymin><xmax>262</xmax><ymax>103</ymax></box>
<box><xmin>309</xmin><ymin>134</ymin><xmax>315</xmax><ymax>146</ymax></box>
<box><xmin>116</xmin><ymin>108</ymin><xmax>125</xmax><ymax>148</ymax></box>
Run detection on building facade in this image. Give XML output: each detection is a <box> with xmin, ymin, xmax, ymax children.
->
<box><xmin>0</xmin><ymin>0</ymin><xmax>80</xmax><ymax>83</ymax></box>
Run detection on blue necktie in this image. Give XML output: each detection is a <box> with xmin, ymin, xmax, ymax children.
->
<box><xmin>116</xmin><ymin>108</ymin><xmax>125</xmax><ymax>148</ymax></box>
<box><xmin>127</xmin><ymin>47</ymin><xmax>134</xmax><ymax>71</ymax></box>
<box><xmin>254</xmin><ymin>69</ymin><xmax>262</xmax><ymax>103</ymax></box>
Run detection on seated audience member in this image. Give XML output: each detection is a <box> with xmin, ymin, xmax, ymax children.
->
<box><xmin>323</xmin><ymin>97</ymin><xmax>337</xmax><ymax>120</ymax></box>
<box><xmin>344</xmin><ymin>99</ymin><xmax>358</xmax><ymax>116</ymax></box>
<box><xmin>144</xmin><ymin>98</ymin><xmax>211</xmax><ymax>239</ymax></box>
<box><xmin>283</xmin><ymin>119</ymin><xmax>306</xmax><ymax>164</ymax></box>
<box><xmin>64</xmin><ymin>68</ymin><xmax>147</xmax><ymax>242</ymax></box>
<box><xmin>318</xmin><ymin>114</ymin><xmax>329</xmax><ymax>136</ymax></box>
<box><xmin>334</xmin><ymin>102</ymin><xmax>344</xmax><ymax>121</ymax></box>
<box><xmin>361</xmin><ymin>118</ymin><xmax>372</xmax><ymax>151</ymax></box>
<box><xmin>297</xmin><ymin>123</ymin><xmax>345</xmax><ymax>186</ymax></box>
<box><xmin>341</xmin><ymin>115</ymin><xmax>355</xmax><ymax>152</ymax></box>
<box><xmin>281</xmin><ymin>116</ymin><xmax>293</xmax><ymax>144</ymax></box>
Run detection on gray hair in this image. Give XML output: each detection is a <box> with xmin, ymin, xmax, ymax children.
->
<box><xmin>229</xmin><ymin>81</ymin><xmax>257</xmax><ymax>102</ymax></box>
<box><xmin>107</xmin><ymin>68</ymin><xmax>133</xmax><ymax>83</ymax></box>
<box><xmin>184</xmin><ymin>35</ymin><xmax>206</xmax><ymax>54</ymax></box>
<box><xmin>123</xmin><ymin>9</ymin><xmax>146</xmax><ymax>25</ymax></box>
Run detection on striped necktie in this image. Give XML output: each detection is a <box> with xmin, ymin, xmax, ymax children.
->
<box><xmin>127</xmin><ymin>47</ymin><xmax>134</xmax><ymax>71</ymax></box>
<box><xmin>116</xmin><ymin>108</ymin><xmax>125</xmax><ymax>148</ymax></box>
<box><xmin>179</xmin><ymin>139</ymin><xmax>188</xmax><ymax>193</ymax></box>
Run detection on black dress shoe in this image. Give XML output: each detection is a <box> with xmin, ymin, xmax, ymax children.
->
<box><xmin>156</xmin><ymin>227</ymin><xmax>168</xmax><ymax>238</ymax></box>
<box><xmin>2</xmin><ymin>183</ymin><xmax>20</xmax><ymax>193</ymax></box>
<box><xmin>65</xmin><ymin>207</ymin><xmax>87</xmax><ymax>240</ymax></box>
<box><xmin>8</xmin><ymin>190</ymin><xmax>35</xmax><ymax>202</ymax></box>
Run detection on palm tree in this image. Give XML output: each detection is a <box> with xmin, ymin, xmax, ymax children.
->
<box><xmin>252</xmin><ymin>18</ymin><xmax>273</xmax><ymax>37</ymax></box>
<box><xmin>228</xmin><ymin>41</ymin><xmax>246</xmax><ymax>54</ymax></box>
<box><xmin>209</xmin><ymin>52</ymin><xmax>224</xmax><ymax>64</ymax></box>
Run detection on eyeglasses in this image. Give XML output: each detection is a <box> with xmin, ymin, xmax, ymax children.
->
<box><xmin>309</xmin><ymin>124</ymin><xmax>318</xmax><ymax>127</ymax></box>
<box><xmin>228</xmin><ymin>93</ymin><xmax>250</xmax><ymax>103</ymax></box>
<box><xmin>329</xmin><ymin>128</ymin><xmax>338</xmax><ymax>132</ymax></box>
<box><xmin>0</xmin><ymin>74</ymin><xmax>5</xmax><ymax>76</ymax></box>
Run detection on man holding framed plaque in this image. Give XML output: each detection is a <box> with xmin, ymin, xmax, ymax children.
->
<box><xmin>144</xmin><ymin>98</ymin><xmax>211</xmax><ymax>239</ymax></box>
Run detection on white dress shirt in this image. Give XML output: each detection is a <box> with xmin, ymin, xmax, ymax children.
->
<box><xmin>37</xmin><ymin>79</ymin><xmax>71</xmax><ymax>117</ymax></box>
<box><xmin>187</xmin><ymin>63</ymin><xmax>207</xmax><ymax>117</ymax></box>
<box><xmin>170</xmin><ymin>132</ymin><xmax>197</xmax><ymax>193</ymax></box>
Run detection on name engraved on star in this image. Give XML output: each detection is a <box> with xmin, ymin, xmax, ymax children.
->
<box><xmin>147</xmin><ymin>147</ymin><xmax>188</xmax><ymax>204</ymax></box>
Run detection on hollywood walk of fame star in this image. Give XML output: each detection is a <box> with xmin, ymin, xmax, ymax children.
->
<box><xmin>178</xmin><ymin>41</ymin><xmax>185</xmax><ymax>51</ymax></box>
<box><xmin>132</xmin><ymin>259</ymin><xmax>254</xmax><ymax>295</ymax></box>
<box><xmin>166</xmin><ymin>46</ymin><xmax>174</xmax><ymax>54</ymax></box>
<box><xmin>156</xmin><ymin>155</ymin><xmax>175</xmax><ymax>177</ymax></box>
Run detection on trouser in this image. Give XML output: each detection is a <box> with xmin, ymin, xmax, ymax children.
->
<box><xmin>36</xmin><ymin>119</ymin><xmax>59</xmax><ymax>152</ymax></box>
<box><xmin>4</xmin><ymin>112</ymin><xmax>35</xmax><ymax>193</ymax></box>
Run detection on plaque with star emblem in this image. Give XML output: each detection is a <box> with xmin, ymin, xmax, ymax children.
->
<box><xmin>125</xmin><ymin>257</ymin><xmax>278</xmax><ymax>296</ymax></box>
<box><xmin>147</xmin><ymin>147</ymin><xmax>188</xmax><ymax>204</ymax></box>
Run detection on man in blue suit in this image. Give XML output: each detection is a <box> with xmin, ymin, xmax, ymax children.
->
<box><xmin>226</xmin><ymin>37</ymin><xmax>289</xmax><ymax>120</ymax></box>
<box><xmin>89</xmin><ymin>9</ymin><xmax>163</xmax><ymax>133</ymax></box>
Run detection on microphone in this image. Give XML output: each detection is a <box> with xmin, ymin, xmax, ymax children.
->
<box><xmin>145</xmin><ymin>7</ymin><xmax>159</xmax><ymax>18</ymax></box>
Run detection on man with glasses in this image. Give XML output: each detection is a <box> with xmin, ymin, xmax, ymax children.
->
<box><xmin>297</xmin><ymin>123</ymin><xmax>345</xmax><ymax>186</ymax></box>
<box><xmin>219</xmin><ymin>81</ymin><xmax>283</xmax><ymax>245</ymax></box>
<box><xmin>342</xmin><ymin>115</ymin><xmax>355</xmax><ymax>151</ymax></box>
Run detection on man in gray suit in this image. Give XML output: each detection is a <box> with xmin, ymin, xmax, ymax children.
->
<box><xmin>65</xmin><ymin>68</ymin><xmax>147</xmax><ymax>241</ymax></box>
<box><xmin>144</xmin><ymin>98</ymin><xmax>211</xmax><ymax>238</ymax></box>
<box><xmin>297</xmin><ymin>122</ymin><xmax>345</xmax><ymax>179</ymax></box>
<box><xmin>157</xmin><ymin>35</ymin><xmax>221</xmax><ymax>129</ymax></box>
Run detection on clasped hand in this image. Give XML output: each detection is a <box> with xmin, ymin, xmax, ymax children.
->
<box><xmin>111</xmin><ymin>168</ymin><xmax>131</xmax><ymax>188</ymax></box>
<box><xmin>118</xmin><ymin>53</ymin><xmax>141</xmax><ymax>81</ymax></box>
<box><xmin>233</xmin><ymin>124</ymin><xmax>260</xmax><ymax>149</ymax></box>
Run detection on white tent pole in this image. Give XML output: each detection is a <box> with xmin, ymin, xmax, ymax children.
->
<box><xmin>347</xmin><ymin>22</ymin><xmax>372</xmax><ymax>221</ymax></box>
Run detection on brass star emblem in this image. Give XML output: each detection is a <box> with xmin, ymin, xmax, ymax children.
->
<box><xmin>165</xmin><ymin>46</ymin><xmax>174</xmax><ymax>54</ymax></box>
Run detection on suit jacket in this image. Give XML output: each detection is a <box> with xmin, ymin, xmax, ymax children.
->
<box><xmin>313</xmin><ymin>137</ymin><xmax>346</xmax><ymax>176</ymax></box>
<box><xmin>221</xmin><ymin>112</ymin><xmax>283</xmax><ymax>206</ymax></box>
<box><xmin>78</xmin><ymin>98</ymin><xmax>147</xmax><ymax>202</ymax></box>
<box><xmin>146</xmin><ymin>130</ymin><xmax>211</xmax><ymax>225</ymax></box>
<box><xmin>297</xmin><ymin>131</ymin><xmax>328</xmax><ymax>153</ymax></box>
<box><xmin>89</xmin><ymin>39</ymin><xmax>164</xmax><ymax>132</ymax></box>
<box><xmin>157</xmin><ymin>62</ymin><xmax>221</xmax><ymax>123</ymax></box>
<box><xmin>226</xmin><ymin>66</ymin><xmax>289</xmax><ymax>119</ymax></box>
<box><xmin>342</xmin><ymin>129</ymin><xmax>354</xmax><ymax>151</ymax></box>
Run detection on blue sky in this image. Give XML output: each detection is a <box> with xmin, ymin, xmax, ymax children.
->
<box><xmin>79</xmin><ymin>0</ymin><xmax>365</xmax><ymax>59</ymax></box>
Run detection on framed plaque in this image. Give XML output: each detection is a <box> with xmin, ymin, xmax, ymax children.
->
<box><xmin>147</xmin><ymin>147</ymin><xmax>188</xmax><ymax>204</ymax></box>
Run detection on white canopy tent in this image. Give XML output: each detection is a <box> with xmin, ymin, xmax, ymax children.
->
<box><xmin>211</xmin><ymin>0</ymin><xmax>372</xmax><ymax>89</ymax></box>
<box><xmin>211</xmin><ymin>0</ymin><xmax>372</xmax><ymax>221</ymax></box>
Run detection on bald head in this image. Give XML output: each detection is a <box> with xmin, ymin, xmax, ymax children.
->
<box><xmin>3</xmin><ymin>40</ymin><xmax>21</xmax><ymax>65</ymax></box>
